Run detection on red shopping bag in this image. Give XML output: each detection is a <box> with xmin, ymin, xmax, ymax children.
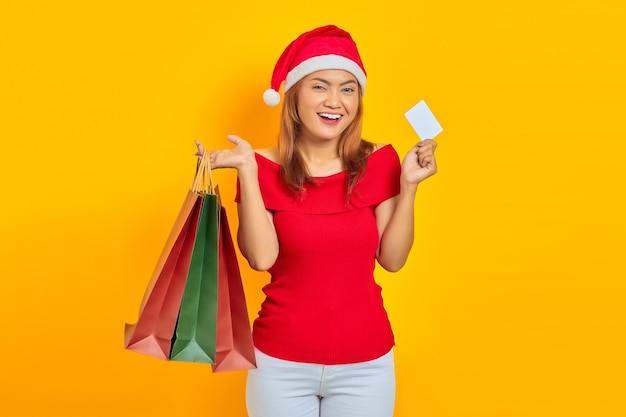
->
<box><xmin>212</xmin><ymin>198</ymin><xmax>256</xmax><ymax>372</ymax></box>
<box><xmin>124</xmin><ymin>191</ymin><xmax>202</xmax><ymax>360</ymax></box>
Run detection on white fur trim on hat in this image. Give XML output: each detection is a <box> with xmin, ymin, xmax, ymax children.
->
<box><xmin>263</xmin><ymin>88</ymin><xmax>281</xmax><ymax>106</ymax></box>
<box><xmin>284</xmin><ymin>54</ymin><xmax>367</xmax><ymax>94</ymax></box>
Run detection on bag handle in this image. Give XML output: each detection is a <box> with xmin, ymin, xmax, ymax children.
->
<box><xmin>191</xmin><ymin>149</ymin><xmax>215</xmax><ymax>194</ymax></box>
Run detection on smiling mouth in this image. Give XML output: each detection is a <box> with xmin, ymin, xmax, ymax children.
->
<box><xmin>318</xmin><ymin>112</ymin><xmax>342</xmax><ymax>120</ymax></box>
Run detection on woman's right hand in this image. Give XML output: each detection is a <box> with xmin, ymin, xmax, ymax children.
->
<box><xmin>195</xmin><ymin>135</ymin><xmax>256</xmax><ymax>171</ymax></box>
<box><xmin>197</xmin><ymin>135</ymin><xmax>277</xmax><ymax>271</ymax></box>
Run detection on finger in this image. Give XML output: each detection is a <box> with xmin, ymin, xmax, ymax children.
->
<box><xmin>402</xmin><ymin>145</ymin><xmax>420</xmax><ymax>165</ymax></box>
<box><xmin>419</xmin><ymin>140</ymin><xmax>435</xmax><ymax>149</ymax></box>
<box><xmin>194</xmin><ymin>139</ymin><xmax>205</xmax><ymax>156</ymax></box>
<box><xmin>418</xmin><ymin>149</ymin><xmax>436</xmax><ymax>167</ymax></box>
<box><xmin>209</xmin><ymin>150</ymin><xmax>227</xmax><ymax>168</ymax></box>
<box><xmin>208</xmin><ymin>150</ymin><xmax>217</xmax><ymax>166</ymax></box>
<box><xmin>424</xmin><ymin>139</ymin><xmax>438</xmax><ymax>151</ymax></box>
<box><xmin>419</xmin><ymin>139</ymin><xmax>437</xmax><ymax>150</ymax></box>
<box><xmin>406</xmin><ymin>146</ymin><xmax>419</xmax><ymax>160</ymax></box>
<box><xmin>416</xmin><ymin>145</ymin><xmax>432</xmax><ymax>159</ymax></box>
<box><xmin>417</xmin><ymin>145</ymin><xmax>435</xmax><ymax>160</ymax></box>
<box><xmin>226</xmin><ymin>134</ymin><xmax>243</xmax><ymax>145</ymax></box>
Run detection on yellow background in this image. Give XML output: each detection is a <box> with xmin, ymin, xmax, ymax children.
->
<box><xmin>1</xmin><ymin>0</ymin><xmax>625</xmax><ymax>416</ymax></box>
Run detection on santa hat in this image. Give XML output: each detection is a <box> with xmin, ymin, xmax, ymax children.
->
<box><xmin>263</xmin><ymin>25</ymin><xmax>367</xmax><ymax>106</ymax></box>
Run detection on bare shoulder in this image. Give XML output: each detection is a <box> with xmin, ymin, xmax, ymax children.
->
<box><xmin>255</xmin><ymin>146</ymin><xmax>280</xmax><ymax>164</ymax></box>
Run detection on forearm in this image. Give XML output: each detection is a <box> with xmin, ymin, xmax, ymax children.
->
<box><xmin>377</xmin><ymin>183</ymin><xmax>418</xmax><ymax>272</ymax></box>
<box><xmin>236</xmin><ymin>162</ymin><xmax>279</xmax><ymax>271</ymax></box>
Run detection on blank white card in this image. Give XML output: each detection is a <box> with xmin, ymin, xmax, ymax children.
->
<box><xmin>404</xmin><ymin>100</ymin><xmax>443</xmax><ymax>140</ymax></box>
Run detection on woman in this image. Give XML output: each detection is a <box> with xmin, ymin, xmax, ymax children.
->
<box><xmin>198</xmin><ymin>25</ymin><xmax>437</xmax><ymax>417</ymax></box>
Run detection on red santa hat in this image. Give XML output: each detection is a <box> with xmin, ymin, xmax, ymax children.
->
<box><xmin>263</xmin><ymin>25</ymin><xmax>367</xmax><ymax>106</ymax></box>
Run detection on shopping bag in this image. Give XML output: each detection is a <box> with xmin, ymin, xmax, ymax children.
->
<box><xmin>124</xmin><ymin>191</ymin><xmax>203</xmax><ymax>360</ymax></box>
<box><xmin>169</xmin><ymin>189</ymin><xmax>219</xmax><ymax>363</ymax></box>
<box><xmin>124</xmin><ymin>152</ymin><xmax>212</xmax><ymax>360</ymax></box>
<box><xmin>126</xmin><ymin>150</ymin><xmax>256</xmax><ymax>370</ymax></box>
<box><xmin>212</xmin><ymin>200</ymin><xmax>256</xmax><ymax>372</ymax></box>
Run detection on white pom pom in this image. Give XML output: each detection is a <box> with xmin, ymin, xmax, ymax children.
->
<box><xmin>263</xmin><ymin>89</ymin><xmax>280</xmax><ymax>106</ymax></box>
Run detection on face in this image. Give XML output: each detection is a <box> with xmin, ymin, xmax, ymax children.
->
<box><xmin>295</xmin><ymin>69</ymin><xmax>360</xmax><ymax>143</ymax></box>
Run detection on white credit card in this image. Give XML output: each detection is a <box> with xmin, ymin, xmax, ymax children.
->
<box><xmin>404</xmin><ymin>100</ymin><xmax>443</xmax><ymax>140</ymax></box>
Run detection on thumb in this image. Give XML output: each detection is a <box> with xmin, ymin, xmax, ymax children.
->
<box><xmin>226</xmin><ymin>134</ymin><xmax>243</xmax><ymax>145</ymax></box>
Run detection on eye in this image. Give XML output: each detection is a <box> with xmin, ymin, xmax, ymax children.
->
<box><xmin>313</xmin><ymin>84</ymin><xmax>326</xmax><ymax>91</ymax></box>
<box><xmin>342</xmin><ymin>87</ymin><xmax>355</xmax><ymax>93</ymax></box>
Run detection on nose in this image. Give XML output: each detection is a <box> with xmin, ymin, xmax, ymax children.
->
<box><xmin>324</xmin><ymin>90</ymin><xmax>341</xmax><ymax>108</ymax></box>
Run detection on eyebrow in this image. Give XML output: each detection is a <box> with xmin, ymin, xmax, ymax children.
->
<box><xmin>310</xmin><ymin>77</ymin><xmax>357</xmax><ymax>86</ymax></box>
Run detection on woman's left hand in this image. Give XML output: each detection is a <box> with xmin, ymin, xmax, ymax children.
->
<box><xmin>401</xmin><ymin>139</ymin><xmax>438</xmax><ymax>186</ymax></box>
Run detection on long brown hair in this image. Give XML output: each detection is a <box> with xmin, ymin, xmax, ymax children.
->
<box><xmin>278</xmin><ymin>80</ymin><xmax>374</xmax><ymax>196</ymax></box>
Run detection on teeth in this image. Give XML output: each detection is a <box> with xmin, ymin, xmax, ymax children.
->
<box><xmin>319</xmin><ymin>113</ymin><xmax>341</xmax><ymax>120</ymax></box>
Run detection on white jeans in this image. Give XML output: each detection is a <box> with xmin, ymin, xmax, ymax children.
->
<box><xmin>246</xmin><ymin>348</ymin><xmax>396</xmax><ymax>417</ymax></box>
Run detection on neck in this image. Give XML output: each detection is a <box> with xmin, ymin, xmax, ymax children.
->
<box><xmin>298</xmin><ymin>142</ymin><xmax>339</xmax><ymax>164</ymax></box>
<box><xmin>296</xmin><ymin>138</ymin><xmax>344</xmax><ymax>177</ymax></box>
<box><xmin>296</xmin><ymin>129</ymin><xmax>340</xmax><ymax>160</ymax></box>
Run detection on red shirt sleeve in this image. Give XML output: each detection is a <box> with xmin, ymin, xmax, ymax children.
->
<box><xmin>349</xmin><ymin>144</ymin><xmax>401</xmax><ymax>208</ymax></box>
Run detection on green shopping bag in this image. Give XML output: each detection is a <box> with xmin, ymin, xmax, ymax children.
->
<box><xmin>170</xmin><ymin>154</ymin><xmax>219</xmax><ymax>363</ymax></box>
